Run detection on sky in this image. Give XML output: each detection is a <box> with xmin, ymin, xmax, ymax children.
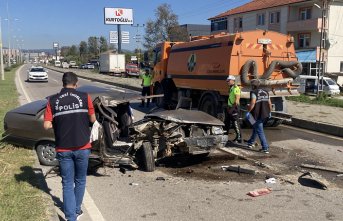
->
<box><xmin>0</xmin><ymin>0</ymin><xmax>250</xmax><ymax>50</ymax></box>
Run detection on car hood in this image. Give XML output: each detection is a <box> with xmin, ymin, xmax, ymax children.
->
<box><xmin>145</xmin><ymin>109</ymin><xmax>225</xmax><ymax>126</ymax></box>
<box><xmin>29</xmin><ymin>72</ymin><xmax>47</xmax><ymax>75</ymax></box>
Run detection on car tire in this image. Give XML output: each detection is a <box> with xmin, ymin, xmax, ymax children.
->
<box><xmin>138</xmin><ymin>142</ymin><xmax>155</xmax><ymax>172</ymax></box>
<box><xmin>36</xmin><ymin>141</ymin><xmax>59</xmax><ymax>166</ymax></box>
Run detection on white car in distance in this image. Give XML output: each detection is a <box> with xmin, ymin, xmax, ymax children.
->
<box><xmin>27</xmin><ymin>66</ymin><xmax>48</xmax><ymax>82</ymax></box>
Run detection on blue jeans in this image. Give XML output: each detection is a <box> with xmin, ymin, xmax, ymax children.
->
<box><xmin>247</xmin><ymin>119</ymin><xmax>269</xmax><ymax>150</ymax></box>
<box><xmin>57</xmin><ymin>149</ymin><xmax>90</xmax><ymax>221</ymax></box>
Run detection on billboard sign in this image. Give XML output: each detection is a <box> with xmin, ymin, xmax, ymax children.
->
<box><xmin>104</xmin><ymin>8</ymin><xmax>133</xmax><ymax>25</ymax></box>
<box><xmin>109</xmin><ymin>31</ymin><xmax>118</xmax><ymax>44</ymax></box>
<box><xmin>121</xmin><ymin>31</ymin><xmax>130</xmax><ymax>44</ymax></box>
<box><xmin>53</xmin><ymin>42</ymin><xmax>59</xmax><ymax>49</ymax></box>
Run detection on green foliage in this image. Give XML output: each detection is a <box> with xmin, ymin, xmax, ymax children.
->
<box><xmin>0</xmin><ymin>66</ymin><xmax>49</xmax><ymax>220</ymax></box>
<box><xmin>287</xmin><ymin>94</ymin><xmax>343</xmax><ymax>108</ymax></box>
<box><xmin>143</xmin><ymin>3</ymin><xmax>188</xmax><ymax>50</ymax></box>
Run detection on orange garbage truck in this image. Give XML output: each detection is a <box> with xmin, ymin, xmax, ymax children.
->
<box><xmin>151</xmin><ymin>30</ymin><xmax>302</xmax><ymax>126</ymax></box>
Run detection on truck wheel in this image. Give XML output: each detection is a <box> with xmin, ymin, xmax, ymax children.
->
<box><xmin>154</xmin><ymin>85</ymin><xmax>164</xmax><ymax>108</ymax></box>
<box><xmin>271</xmin><ymin>119</ymin><xmax>283</xmax><ymax>127</ymax></box>
<box><xmin>36</xmin><ymin>141</ymin><xmax>59</xmax><ymax>166</ymax></box>
<box><xmin>199</xmin><ymin>95</ymin><xmax>217</xmax><ymax>117</ymax></box>
<box><xmin>138</xmin><ymin>142</ymin><xmax>155</xmax><ymax>172</ymax></box>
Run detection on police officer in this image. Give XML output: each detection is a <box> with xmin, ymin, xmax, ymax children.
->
<box><xmin>226</xmin><ymin>75</ymin><xmax>242</xmax><ymax>143</ymax></box>
<box><xmin>140</xmin><ymin>68</ymin><xmax>152</xmax><ymax>107</ymax></box>
<box><xmin>44</xmin><ymin>72</ymin><xmax>96</xmax><ymax>221</ymax></box>
<box><xmin>246</xmin><ymin>79</ymin><xmax>272</xmax><ymax>153</ymax></box>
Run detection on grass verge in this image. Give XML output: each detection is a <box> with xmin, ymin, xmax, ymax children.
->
<box><xmin>0</xmin><ymin>66</ymin><xmax>49</xmax><ymax>221</ymax></box>
<box><xmin>286</xmin><ymin>93</ymin><xmax>343</xmax><ymax>108</ymax></box>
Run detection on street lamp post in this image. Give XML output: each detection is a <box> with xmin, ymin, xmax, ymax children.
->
<box><xmin>0</xmin><ymin>16</ymin><xmax>5</xmax><ymax>80</ymax></box>
<box><xmin>131</xmin><ymin>24</ymin><xmax>145</xmax><ymax>68</ymax></box>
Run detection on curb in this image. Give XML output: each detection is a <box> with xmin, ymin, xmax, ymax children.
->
<box><xmin>47</xmin><ymin>66</ymin><xmax>343</xmax><ymax>138</ymax></box>
<box><xmin>284</xmin><ymin>117</ymin><xmax>343</xmax><ymax>137</ymax></box>
<box><xmin>32</xmin><ymin>151</ymin><xmax>60</xmax><ymax>221</ymax></box>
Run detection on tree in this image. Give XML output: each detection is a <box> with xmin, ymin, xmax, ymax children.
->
<box><xmin>143</xmin><ymin>3</ymin><xmax>188</xmax><ymax>50</ymax></box>
<box><xmin>79</xmin><ymin>41</ymin><xmax>88</xmax><ymax>63</ymax></box>
<box><xmin>68</xmin><ymin>45</ymin><xmax>78</xmax><ymax>57</ymax></box>
<box><xmin>88</xmin><ymin>37</ymin><xmax>98</xmax><ymax>58</ymax></box>
<box><xmin>99</xmin><ymin>36</ymin><xmax>108</xmax><ymax>53</ymax></box>
<box><xmin>60</xmin><ymin>46</ymin><xmax>70</xmax><ymax>58</ymax></box>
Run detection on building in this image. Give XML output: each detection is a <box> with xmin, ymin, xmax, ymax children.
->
<box><xmin>180</xmin><ymin>24</ymin><xmax>211</xmax><ymax>37</ymax></box>
<box><xmin>209</xmin><ymin>0</ymin><xmax>343</xmax><ymax>75</ymax></box>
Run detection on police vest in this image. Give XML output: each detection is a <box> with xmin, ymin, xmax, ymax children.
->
<box><xmin>49</xmin><ymin>88</ymin><xmax>90</xmax><ymax>148</ymax></box>
<box><xmin>142</xmin><ymin>74</ymin><xmax>152</xmax><ymax>87</ymax></box>
<box><xmin>250</xmin><ymin>89</ymin><xmax>271</xmax><ymax>120</ymax></box>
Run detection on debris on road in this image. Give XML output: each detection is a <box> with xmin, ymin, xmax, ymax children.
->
<box><xmin>247</xmin><ymin>188</ymin><xmax>272</xmax><ymax>197</ymax></box>
<box><xmin>300</xmin><ymin>164</ymin><xmax>343</xmax><ymax>174</ymax></box>
<box><xmin>156</xmin><ymin>177</ymin><xmax>166</xmax><ymax>181</ymax></box>
<box><xmin>221</xmin><ymin>165</ymin><xmax>256</xmax><ymax>175</ymax></box>
<box><xmin>119</xmin><ymin>167</ymin><xmax>127</xmax><ymax>174</ymax></box>
<box><xmin>265</xmin><ymin>178</ymin><xmax>277</xmax><ymax>184</ymax></box>
<box><xmin>129</xmin><ymin>182</ymin><xmax>139</xmax><ymax>186</ymax></box>
<box><xmin>336</xmin><ymin>174</ymin><xmax>343</xmax><ymax>177</ymax></box>
<box><xmin>298</xmin><ymin>172</ymin><xmax>329</xmax><ymax>190</ymax></box>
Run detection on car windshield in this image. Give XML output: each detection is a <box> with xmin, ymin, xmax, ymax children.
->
<box><xmin>30</xmin><ymin>68</ymin><xmax>45</xmax><ymax>72</ymax></box>
<box><xmin>326</xmin><ymin>79</ymin><xmax>336</xmax><ymax>86</ymax></box>
<box><xmin>127</xmin><ymin>65</ymin><xmax>137</xmax><ymax>68</ymax></box>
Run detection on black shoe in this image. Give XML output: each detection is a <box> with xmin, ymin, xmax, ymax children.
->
<box><xmin>77</xmin><ymin>210</ymin><xmax>83</xmax><ymax>220</ymax></box>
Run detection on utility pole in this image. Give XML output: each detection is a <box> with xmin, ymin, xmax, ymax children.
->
<box><xmin>0</xmin><ymin>16</ymin><xmax>5</xmax><ymax>80</ymax></box>
<box><xmin>131</xmin><ymin>24</ymin><xmax>145</xmax><ymax>68</ymax></box>
<box><xmin>316</xmin><ymin>0</ymin><xmax>327</xmax><ymax>97</ymax></box>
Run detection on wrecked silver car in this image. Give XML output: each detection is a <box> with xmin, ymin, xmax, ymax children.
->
<box><xmin>3</xmin><ymin>85</ymin><xmax>228</xmax><ymax>171</ymax></box>
<box><xmin>92</xmin><ymin>95</ymin><xmax>228</xmax><ymax>172</ymax></box>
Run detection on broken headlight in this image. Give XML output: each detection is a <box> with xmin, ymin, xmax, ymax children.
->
<box><xmin>211</xmin><ymin>126</ymin><xmax>224</xmax><ymax>135</ymax></box>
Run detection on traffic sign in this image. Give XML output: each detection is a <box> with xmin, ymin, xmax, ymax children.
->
<box><xmin>122</xmin><ymin>31</ymin><xmax>130</xmax><ymax>44</ymax></box>
<box><xmin>110</xmin><ymin>31</ymin><xmax>118</xmax><ymax>44</ymax></box>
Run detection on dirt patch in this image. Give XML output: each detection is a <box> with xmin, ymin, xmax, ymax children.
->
<box><xmin>158</xmin><ymin>145</ymin><xmax>343</xmax><ymax>189</ymax></box>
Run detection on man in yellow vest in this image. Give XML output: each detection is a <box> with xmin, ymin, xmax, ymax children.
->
<box><xmin>139</xmin><ymin>69</ymin><xmax>152</xmax><ymax>107</ymax></box>
<box><xmin>226</xmin><ymin>75</ymin><xmax>242</xmax><ymax>143</ymax></box>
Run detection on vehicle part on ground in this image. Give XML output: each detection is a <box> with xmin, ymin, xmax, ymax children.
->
<box><xmin>36</xmin><ymin>141</ymin><xmax>58</xmax><ymax>166</ymax></box>
<box><xmin>137</xmin><ymin>142</ymin><xmax>155</xmax><ymax>172</ymax></box>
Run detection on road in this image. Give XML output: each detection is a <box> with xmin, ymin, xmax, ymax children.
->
<box><xmin>16</xmin><ymin>65</ymin><xmax>343</xmax><ymax>221</ymax></box>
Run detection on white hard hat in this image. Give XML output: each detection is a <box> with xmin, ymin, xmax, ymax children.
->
<box><xmin>226</xmin><ymin>75</ymin><xmax>235</xmax><ymax>81</ymax></box>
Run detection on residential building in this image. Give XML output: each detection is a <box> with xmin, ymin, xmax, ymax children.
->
<box><xmin>209</xmin><ymin>0</ymin><xmax>343</xmax><ymax>75</ymax></box>
<box><xmin>180</xmin><ymin>24</ymin><xmax>211</xmax><ymax>37</ymax></box>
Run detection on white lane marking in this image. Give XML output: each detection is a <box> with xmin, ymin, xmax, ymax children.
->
<box><xmin>280</xmin><ymin>125</ymin><xmax>343</xmax><ymax>141</ymax></box>
<box><xmin>51</xmin><ymin>78</ymin><xmax>59</xmax><ymax>83</ymax></box>
<box><xmin>83</xmin><ymin>189</ymin><xmax>106</xmax><ymax>221</ymax></box>
<box><xmin>16</xmin><ymin>65</ymin><xmax>32</xmax><ymax>103</ymax></box>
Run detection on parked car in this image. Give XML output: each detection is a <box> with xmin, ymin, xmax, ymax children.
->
<box><xmin>295</xmin><ymin>75</ymin><xmax>341</xmax><ymax>96</ymax></box>
<box><xmin>27</xmin><ymin>66</ymin><xmax>48</xmax><ymax>82</ymax></box>
<box><xmin>125</xmin><ymin>63</ymin><xmax>140</xmax><ymax>77</ymax></box>
<box><xmin>2</xmin><ymin>86</ymin><xmax>228</xmax><ymax>170</ymax></box>
<box><xmin>62</xmin><ymin>62</ymin><xmax>69</xmax><ymax>69</ymax></box>
<box><xmin>54</xmin><ymin>60</ymin><xmax>61</xmax><ymax>67</ymax></box>
<box><xmin>80</xmin><ymin>63</ymin><xmax>94</xmax><ymax>69</ymax></box>
<box><xmin>69</xmin><ymin>61</ymin><xmax>78</xmax><ymax>68</ymax></box>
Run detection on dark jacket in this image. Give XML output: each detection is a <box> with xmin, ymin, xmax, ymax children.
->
<box><xmin>250</xmin><ymin>89</ymin><xmax>271</xmax><ymax>120</ymax></box>
<box><xmin>49</xmin><ymin>88</ymin><xmax>90</xmax><ymax>148</ymax></box>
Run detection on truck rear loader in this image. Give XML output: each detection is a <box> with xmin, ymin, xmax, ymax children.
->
<box><xmin>151</xmin><ymin>30</ymin><xmax>302</xmax><ymax>126</ymax></box>
<box><xmin>99</xmin><ymin>52</ymin><xmax>126</xmax><ymax>76</ymax></box>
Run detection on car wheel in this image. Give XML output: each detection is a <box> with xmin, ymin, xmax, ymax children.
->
<box><xmin>199</xmin><ymin>94</ymin><xmax>217</xmax><ymax>117</ymax></box>
<box><xmin>36</xmin><ymin>142</ymin><xmax>58</xmax><ymax>166</ymax></box>
<box><xmin>138</xmin><ymin>142</ymin><xmax>155</xmax><ymax>172</ymax></box>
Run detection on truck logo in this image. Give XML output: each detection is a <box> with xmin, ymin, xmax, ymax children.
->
<box><xmin>115</xmin><ymin>9</ymin><xmax>123</xmax><ymax>16</ymax></box>
<box><xmin>187</xmin><ymin>54</ymin><xmax>196</xmax><ymax>72</ymax></box>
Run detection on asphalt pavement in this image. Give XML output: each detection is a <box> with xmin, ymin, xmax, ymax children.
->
<box><xmin>47</xmin><ymin>65</ymin><xmax>343</xmax><ymax>137</ymax></box>
<box><xmin>14</xmin><ymin>65</ymin><xmax>343</xmax><ymax>221</ymax></box>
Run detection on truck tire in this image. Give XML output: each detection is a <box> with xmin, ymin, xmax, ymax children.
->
<box><xmin>36</xmin><ymin>141</ymin><xmax>59</xmax><ymax>166</ymax></box>
<box><xmin>138</xmin><ymin>142</ymin><xmax>155</xmax><ymax>172</ymax></box>
<box><xmin>154</xmin><ymin>85</ymin><xmax>164</xmax><ymax>108</ymax></box>
<box><xmin>199</xmin><ymin>94</ymin><xmax>217</xmax><ymax>117</ymax></box>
